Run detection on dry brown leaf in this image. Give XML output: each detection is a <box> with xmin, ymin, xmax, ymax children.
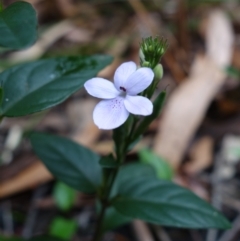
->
<box><xmin>0</xmin><ymin>161</ymin><xmax>52</xmax><ymax>199</ymax></box>
<box><xmin>184</xmin><ymin>136</ymin><xmax>214</xmax><ymax>175</ymax></box>
<box><xmin>153</xmin><ymin>9</ymin><xmax>234</xmax><ymax>170</ymax></box>
<box><xmin>9</xmin><ymin>20</ymin><xmax>86</xmax><ymax>63</ymax></box>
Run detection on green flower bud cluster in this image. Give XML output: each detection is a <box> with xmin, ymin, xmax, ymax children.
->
<box><xmin>140</xmin><ymin>36</ymin><xmax>167</xmax><ymax>98</ymax></box>
<box><xmin>140</xmin><ymin>36</ymin><xmax>167</xmax><ymax>69</ymax></box>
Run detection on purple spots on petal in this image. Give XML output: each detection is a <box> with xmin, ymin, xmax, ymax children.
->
<box><xmin>110</xmin><ymin>98</ymin><xmax>124</xmax><ymax>110</ymax></box>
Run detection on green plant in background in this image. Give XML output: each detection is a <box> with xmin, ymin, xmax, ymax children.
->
<box><xmin>50</xmin><ymin>217</ymin><xmax>77</xmax><ymax>240</ymax></box>
<box><xmin>50</xmin><ymin>182</ymin><xmax>78</xmax><ymax>240</ymax></box>
<box><xmin>0</xmin><ymin>2</ymin><xmax>231</xmax><ymax>241</ymax></box>
<box><xmin>139</xmin><ymin>148</ymin><xmax>174</xmax><ymax>180</ymax></box>
<box><xmin>53</xmin><ymin>182</ymin><xmax>77</xmax><ymax>211</ymax></box>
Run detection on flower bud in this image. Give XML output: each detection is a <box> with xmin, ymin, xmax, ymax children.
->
<box><xmin>140</xmin><ymin>36</ymin><xmax>168</xmax><ymax>68</ymax></box>
<box><xmin>153</xmin><ymin>64</ymin><xmax>163</xmax><ymax>80</ymax></box>
<box><xmin>142</xmin><ymin>61</ymin><xmax>151</xmax><ymax>68</ymax></box>
<box><xmin>139</xmin><ymin>49</ymin><xmax>145</xmax><ymax>62</ymax></box>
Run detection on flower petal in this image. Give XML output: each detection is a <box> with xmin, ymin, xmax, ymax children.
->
<box><xmin>124</xmin><ymin>67</ymin><xmax>154</xmax><ymax>95</ymax></box>
<box><xmin>84</xmin><ymin>78</ymin><xmax>120</xmax><ymax>99</ymax></box>
<box><xmin>124</xmin><ymin>95</ymin><xmax>153</xmax><ymax>116</ymax></box>
<box><xmin>93</xmin><ymin>97</ymin><xmax>129</xmax><ymax>129</ymax></box>
<box><xmin>114</xmin><ymin>61</ymin><xmax>137</xmax><ymax>91</ymax></box>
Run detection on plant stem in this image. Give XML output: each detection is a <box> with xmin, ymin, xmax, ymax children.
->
<box><xmin>92</xmin><ymin>116</ymin><xmax>137</xmax><ymax>241</ymax></box>
<box><xmin>92</xmin><ymin>152</ymin><xmax>125</xmax><ymax>241</ymax></box>
<box><xmin>91</xmin><ymin>199</ymin><xmax>108</xmax><ymax>241</ymax></box>
<box><xmin>91</xmin><ymin>169</ymin><xmax>120</xmax><ymax>241</ymax></box>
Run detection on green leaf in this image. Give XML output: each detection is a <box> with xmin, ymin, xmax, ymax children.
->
<box><xmin>49</xmin><ymin>217</ymin><xmax>78</xmax><ymax>240</ymax></box>
<box><xmin>0</xmin><ymin>2</ymin><xmax>37</xmax><ymax>49</ymax></box>
<box><xmin>53</xmin><ymin>182</ymin><xmax>77</xmax><ymax>211</ymax></box>
<box><xmin>30</xmin><ymin>132</ymin><xmax>102</xmax><ymax>194</ymax></box>
<box><xmin>0</xmin><ymin>55</ymin><xmax>112</xmax><ymax>117</ymax></box>
<box><xmin>111</xmin><ymin>162</ymin><xmax>156</xmax><ymax>197</ymax></box>
<box><xmin>226</xmin><ymin>66</ymin><xmax>240</xmax><ymax>78</ymax></box>
<box><xmin>112</xmin><ymin>177</ymin><xmax>231</xmax><ymax>229</ymax></box>
<box><xmin>132</xmin><ymin>91</ymin><xmax>166</xmax><ymax>142</ymax></box>
<box><xmin>102</xmin><ymin>207</ymin><xmax>132</xmax><ymax>231</ymax></box>
<box><xmin>139</xmin><ymin>149</ymin><xmax>174</xmax><ymax>180</ymax></box>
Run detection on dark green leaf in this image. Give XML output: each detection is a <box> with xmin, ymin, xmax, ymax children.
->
<box><xmin>0</xmin><ymin>2</ymin><xmax>37</xmax><ymax>49</ymax></box>
<box><xmin>132</xmin><ymin>91</ymin><xmax>166</xmax><ymax>142</ymax></box>
<box><xmin>30</xmin><ymin>132</ymin><xmax>102</xmax><ymax>194</ymax></box>
<box><xmin>50</xmin><ymin>217</ymin><xmax>77</xmax><ymax>240</ymax></box>
<box><xmin>111</xmin><ymin>162</ymin><xmax>156</xmax><ymax>197</ymax></box>
<box><xmin>112</xmin><ymin>177</ymin><xmax>231</xmax><ymax>229</ymax></box>
<box><xmin>53</xmin><ymin>182</ymin><xmax>77</xmax><ymax>211</ymax></box>
<box><xmin>139</xmin><ymin>149</ymin><xmax>174</xmax><ymax>180</ymax></box>
<box><xmin>0</xmin><ymin>55</ymin><xmax>112</xmax><ymax>117</ymax></box>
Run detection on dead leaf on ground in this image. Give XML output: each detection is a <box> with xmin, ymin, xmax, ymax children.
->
<box><xmin>184</xmin><ymin>136</ymin><xmax>214</xmax><ymax>175</ymax></box>
<box><xmin>153</xmin><ymin>9</ymin><xmax>234</xmax><ymax>170</ymax></box>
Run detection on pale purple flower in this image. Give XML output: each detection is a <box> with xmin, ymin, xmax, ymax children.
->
<box><xmin>84</xmin><ymin>61</ymin><xmax>154</xmax><ymax>130</ymax></box>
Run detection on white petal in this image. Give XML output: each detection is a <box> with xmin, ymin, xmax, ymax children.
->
<box><xmin>124</xmin><ymin>95</ymin><xmax>153</xmax><ymax>116</ymax></box>
<box><xmin>84</xmin><ymin>78</ymin><xmax>120</xmax><ymax>99</ymax></box>
<box><xmin>93</xmin><ymin>97</ymin><xmax>129</xmax><ymax>129</ymax></box>
<box><xmin>114</xmin><ymin>61</ymin><xmax>137</xmax><ymax>91</ymax></box>
<box><xmin>124</xmin><ymin>67</ymin><xmax>154</xmax><ymax>95</ymax></box>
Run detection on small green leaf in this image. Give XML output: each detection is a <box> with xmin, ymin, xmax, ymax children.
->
<box><xmin>112</xmin><ymin>177</ymin><xmax>231</xmax><ymax>229</ymax></box>
<box><xmin>0</xmin><ymin>55</ymin><xmax>112</xmax><ymax>117</ymax></box>
<box><xmin>49</xmin><ymin>217</ymin><xmax>78</xmax><ymax>240</ymax></box>
<box><xmin>0</xmin><ymin>2</ymin><xmax>37</xmax><ymax>49</ymax></box>
<box><xmin>132</xmin><ymin>91</ymin><xmax>166</xmax><ymax>141</ymax></box>
<box><xmin>30</xmin><ymin>132</ymin><xmax>102</xmax><ymax>194</ymax></box>
<box><xmin>139</xmin><ymin>149</ymin><xmax>174</xmax><ymax>180</ymax></box>
<box><xmin>53</xmin><ymin>182</ymin><xmax>77</xmax><ymax>211</ymax></box>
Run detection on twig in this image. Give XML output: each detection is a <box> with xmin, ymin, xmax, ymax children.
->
<box><xmin>132</xmin><ymin>220</ymin><xmax>154</xmax><ymax>241</ymax></box>
<box><xmin>152</xmin><ymin>225</ymin><xmax>172</xmax><ymax>241</ymax></box>
<box><xmin>206</xmin><ymin>153</ymin><xmax>224</xmax><ymax>241</ymax></box>
<box><xmin>1</xmin><ymin>201</ymin><xmax>13</xmax><ymax>236</ymax></box>
<box><xmin>22</xmin><ymin>185</ymin><xmax>49</xmax><ymax>239</ymax></box>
